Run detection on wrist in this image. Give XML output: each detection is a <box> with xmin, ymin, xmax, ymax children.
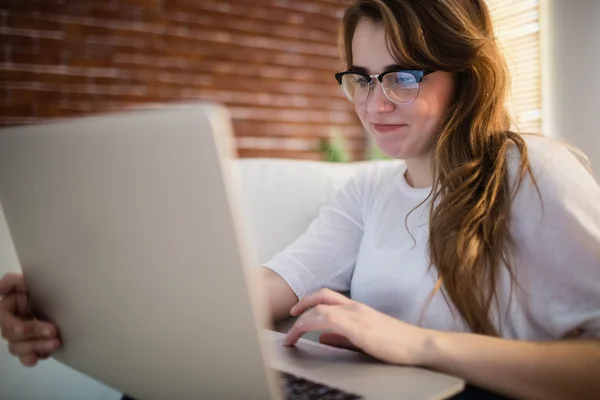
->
<box><xmin>413</xmin><ymin>328</ymin><xmax>447</xmax><ymax>368</ymax></box>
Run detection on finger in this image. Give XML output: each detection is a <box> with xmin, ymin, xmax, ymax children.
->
<box><xmin>0</xmin><ymin>294</ymin><xmax>20</xmax><ymax>338</ymax></box>
<box><xmin>8</xmin><ymin>339</ymin><xmax>61</xmax><ymax>358</ymax></box>
<box><xmin>1</xmin><ymin>302</ymin><xmax>58</xmax><ymax>342</ymax></box>
<box><xmin>284</xmin><ymin>305</ymin><xmax>354</xmax><ymax>346</ymax></box>
<box><xmin>20</xmin><ymin>354</ymin><xmax>39</xmax><ymax>367</ymax></box>
<box><xmin>0</xmin><ymin>273</ymin><xmax>27</xmax><ymax>296</ymax></box>
<box><xmin>16</xmin><ymin>292</ymin><xmax>33</xmax><ymax>319</ymax></box>
<box><xmin>290</xmin><ymin>289</ymin><xmax>352</xmax><ymax>317</ymax></box>
<box><xmin>319</xmin><ymin>332</ymin><xmax>361</xmax><ymax>351</ymax></box>
<box><xmin>0</xmin><ymin>293</ymin><xmax>34</xmax><ymax>323</ymax></box>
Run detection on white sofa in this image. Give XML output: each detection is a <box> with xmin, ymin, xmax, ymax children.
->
<box><xmin>0</xmin><ymin>158</ymin><xmax>367</xmax><ymax>400</ymax></box>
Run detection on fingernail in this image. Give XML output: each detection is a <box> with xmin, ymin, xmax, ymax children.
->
<box><xmin>290</xmin><ymin>306</ymin><xmax>297</xmax><ymax>315</ymax></box>
<box><xmin>42</xmin><ymin>328</ymin><xmax>52</xmax><ymax>337</ymax></box>
<box><xmin>14</xmin><ymin>325</ymin><xmax>23</xmax><ymax>335</ymax></box>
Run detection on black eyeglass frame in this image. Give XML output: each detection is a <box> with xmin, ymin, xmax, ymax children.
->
<box><xmin>334</xmin><ymin>68</ymin><xmax>436</xmax><ymax>104</ymax></box>
<box><xmin>334</xmin><ymin>68</ymin><xmax>435</xmax><ymax>85</ymax></box>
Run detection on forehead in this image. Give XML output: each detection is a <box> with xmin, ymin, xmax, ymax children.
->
<box><xmin>351</xmin><ymin>19</ymin><xmax>397</xmax><ymax>73</ymax></box>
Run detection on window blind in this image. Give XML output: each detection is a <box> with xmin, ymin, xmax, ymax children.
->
<box><xmin>486</xmin><ymin>0</ymin><xmax>542</xmax><ymax>134</ymax></box>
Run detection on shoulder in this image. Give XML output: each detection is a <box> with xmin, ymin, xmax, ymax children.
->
<box><xmin>506</xmin><ymin>134</ymin><xmax>597</xmax><ymax>204</ymax></box>
<box><xmin>505</xmin><ymin>136</ymin><xmax>600</xmax><ymax>339</ymax></box>
<box><xmin>506</xmin><ymin>134</ymin><xmax>600</xmax><ymax>251</ymax></box>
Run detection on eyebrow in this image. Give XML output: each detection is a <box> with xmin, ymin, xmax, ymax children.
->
<box><xmin>350</xmin><ymin>63</ymin><xmax>407</xmax><ymax>74</ymax></box>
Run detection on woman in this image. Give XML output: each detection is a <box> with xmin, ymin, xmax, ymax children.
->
<box><xmin>1</xmin><ymin>0</ymin><xmax>599</xmax><ymax>399</ymax></box>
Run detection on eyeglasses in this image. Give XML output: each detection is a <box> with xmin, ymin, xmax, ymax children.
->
<box><xmin>334</xmin><ymin>69</ymin><xmax>435</xmax><ymax>105</ymax></box>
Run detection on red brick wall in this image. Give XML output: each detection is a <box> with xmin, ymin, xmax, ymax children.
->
<box><xmin>0</xmin><ymin>0</ymin><xmax>365</xmax><ymax>160</ymax></box>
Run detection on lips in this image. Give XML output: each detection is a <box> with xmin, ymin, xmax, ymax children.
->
<box><xmin>371</xmin><ymin>123</ymin><xmax>408</xmax><ymax>133</ymax></box>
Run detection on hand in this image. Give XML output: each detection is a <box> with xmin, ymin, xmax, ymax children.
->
<box><xmin>0</xmin><ymin>272</ymin><xmax>61</xmax><ymax>367</ymax></box>
<box><xmin>284</xmin><ymin>289</ymin><xmax>433</xmax><ymax>366</ymax></box>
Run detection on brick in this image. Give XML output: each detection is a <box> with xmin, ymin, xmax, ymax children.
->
<box><xmin>0</xmin><ymin>87</ymin><xmax>10</xmax><ymax>105</ymax></box>
<box><xmin>143</xmin><ymin>82</ymin><xmax>183</xmax><ymax>99</ymax></box>
<box><xmin>36</xmin><ymin>37</ymin><xmax>88</xmax><ymax>58</ymax></box>
<box><xmin>165</xmin><ymin>11</ymin><xmax>334</xmax><ymax>44</ymax></box>
<box><xmin>179</xmin><ymin>88</ymin><xmax>351</xmax><ymax>111</ymax></box>
<box><xmin>175</xmin><ymin>43</ymin><xmax>342</xmax><ymax>72</ymax></box>
<box><xmin>34</xmin><ymin>105</ymin><xmax>71</xmax><ymax>117</ymax></box>
<box><xmin>228</xmin><ymin>106</ymin><xmax>355</xmax><ymax>125</ymax></box>
<box><xmin>233</xmin><ymin>121</ymin><xmax>363</xmax><ymax>139</ymax></box>
<box><xmin>0</xmin><ymin>69</ymin><xmax>36</xmax><ymax>83</ymax></box>
<box><xmin>183</xmin><ymin>59</ymin><xmax>333</xmax><ymax>84</ymax></box>
<box><xmin>90</xmin><ymin>72</ymin><xmax>155</xmax><ymax>86</ymax></box>
<box><xmin>10</xmin><ymin>88</ymin><xmax>63</xmax><ymax>104</ymax></box>
<box><xmin>0</xmin><ymin>34</ymin><xmax>36</xmax><ymax>51</ymax></box>
<box><xmin>117</xmin><ymin>0</ymin><xmax>161</xmax><ymax>6</ymax></box>
<box><xmin>35</xmin><ymin>37</ymin><xmax>66</xmax><ymax>53</ymax></box>
<box><xmin>85</xmin><ymin>5</ymin><xmax>162</xmax><ymax>24</ymax></box>
<box><xmin>0</xmin><ymin>0</ymin><xmax>63</xmax><ymax>14</ymax></box>
<box><xmin>110</xmin><ymin>28</ymin><xmax>161</xmax><ymax>43</ymax></box>
<box><xmin>11</xmin><ymin>51</ymin><xmax>62</xmax><ymax>65</ymax></box>
<box><xmin>166</xmin><ymin>0</ymin><xmax>339</xmax><ymax>33</ymax></box>
<box><xmin>62</xmin><ymin>22</ymin><xmax>112</xmax><ymax>38</ymax></box>
<box><xmin>0</xmin><ymin>104</ymin><xmax>35</xmax><ymax>117</ymax></box>
<box><xmin>83</xmin><ymin>37</ymin><xmax>147</xmax><ymax>60</ymax></box>
<box><xmin>186</xmin><ymin>74</ymin><xmax>341</xmax><ymax>98</ymax></box>
<box><xmin>87</xmin><ymin>0</ymin><xmax>152</xmax><ymax>19</ymax></box>
<box><xmin>256</xmin><ymin>0</ymin><xmax>344</xmax><ymax>18</ymax></box>
<box><xmin>6</xmin><ymin>14</ymin><xmax>62</xmax><ymax>31</ymax></box>
<box><xmin>36</xmin><ymin>106</ymin><xmax>113</xmax><ymax>118</ymax></box>
<box><xmin>0</xmin><ymin>68</ymin><xmax>90</xmax><ymax>85</ymax></box>
<box><xmin>65</xmin><ymin>91</ymin><xmax>152</xmax><ymax>104</ymax></box>
<box><xmin>68</xmin><ymin>56</ymin><xmax>113</xmax><ymax>68</ymax></box>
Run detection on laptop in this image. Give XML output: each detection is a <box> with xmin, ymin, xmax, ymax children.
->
<box><xmin>0</xmin><ymin>103</ymin><xmax>464</xmax><ymax>400</ymax></box>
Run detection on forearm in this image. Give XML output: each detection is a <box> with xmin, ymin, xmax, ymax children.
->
<box><xmin>418</xmin><ymin>331</ymin><xmax>600</xmax><ymax>400</ymax></box>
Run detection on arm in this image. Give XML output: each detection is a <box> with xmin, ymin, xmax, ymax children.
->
<box><xmin>285</xmin><ymin>289</ymin><xmax>600</xmax><ymax>400</ymax></box>
<box><xmin>406</xmin><ymin>139</ymin><xmax>600</xmax><ymax>399</ymax></box>
<box><xmin>260</xmin><ymin>163</ymin><xmax>376</xmax><ymax>312</ymax></box>
<box><xmin>420</xmin><ymin>331</ymin><xmax>600</xmax><ymax>400</ymax></box>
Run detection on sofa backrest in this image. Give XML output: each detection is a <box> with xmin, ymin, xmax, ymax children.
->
<box><xmin>234</xmin><ymin>158</ymin><xmax>363</xmax><ymax>265</ymax></box>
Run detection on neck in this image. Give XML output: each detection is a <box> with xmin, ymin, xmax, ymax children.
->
<box><xmin>404</xmin><ymin>155</ymin><xmax>433</xmax><ymax>189</ymax></box>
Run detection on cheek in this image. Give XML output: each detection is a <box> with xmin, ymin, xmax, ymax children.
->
<box><xmin>410</xmin><ymin>95</ymin><xmax>450</xmax><ymax>135</ymax></box>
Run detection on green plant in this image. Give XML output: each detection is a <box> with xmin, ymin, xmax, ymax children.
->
<box><xmin>319</xmin><ymin>129</ymin><xmax>350</xmax><ymax>162</ymax></box>
<box><xmin>318</xmin><ymin>128</ymin><xmax>391</xmax><ymax>162</ymax></box>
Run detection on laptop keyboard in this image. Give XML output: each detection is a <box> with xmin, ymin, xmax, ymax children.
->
<box><xmin>280</xmin><ymin>371</ymin><xmax>363</xmax><ymax>400</ymax></box>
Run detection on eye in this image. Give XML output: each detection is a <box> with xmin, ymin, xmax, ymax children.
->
<box><xmin>389</xmin><ymin>72</ymin><xmax>418</xmax><ymax>89</ymax></box>
<box><xmin>352</xmin><ymin>75</ymin><xmax>369</xmax><ymax>86</ymax></box>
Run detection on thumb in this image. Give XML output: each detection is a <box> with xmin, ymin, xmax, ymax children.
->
<box><xmin>319</xmin><ymin>332</ymin><xmax>361</xmax><ymax>351</ymax></box>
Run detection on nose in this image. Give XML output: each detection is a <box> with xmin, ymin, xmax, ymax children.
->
<box><xmin>366</xmin><ymin>81</ymin><xmax>395</xmax><ymax>115</ymax></box>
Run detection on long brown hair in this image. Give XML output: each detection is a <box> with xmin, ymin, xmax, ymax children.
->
<box><xmin>341</xmin><ymin>0</ymin><xmax>535</xmax><ymax>335</ymax></box>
